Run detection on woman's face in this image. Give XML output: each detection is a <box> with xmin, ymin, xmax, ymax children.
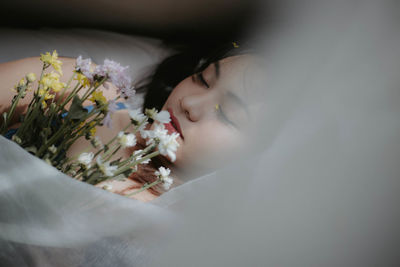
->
<box><xmin>158</xmin><ymin>55</ymin><xmax>258</xmax><ymax>176</ymax></box>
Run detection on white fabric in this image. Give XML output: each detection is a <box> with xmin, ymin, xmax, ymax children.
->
<box><xmin>1</xmin><ymin>1</ymin><xmax>400</xmax><ymax>266</ymax></box>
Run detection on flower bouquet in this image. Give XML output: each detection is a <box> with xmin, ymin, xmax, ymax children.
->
<box><xmin>0</xmin><ymin>50</ymin><xmax>179</xmax><ymax>196</ymax></box>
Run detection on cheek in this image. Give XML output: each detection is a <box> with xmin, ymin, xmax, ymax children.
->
<box><xmin>174</xmin><ymin>121</ymin><xmax>243</xmax><ymax>169</ymax></box>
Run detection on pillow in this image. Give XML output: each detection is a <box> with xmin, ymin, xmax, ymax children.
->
<box><xmin>0</xmin><ymin>27</ymin><xmax>172</xmax><ymax>81</ymax></box>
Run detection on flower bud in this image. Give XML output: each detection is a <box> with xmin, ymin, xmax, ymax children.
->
<box><xmin>26</xmin><ymin>72</ymin><xmax>36</xmax><ymax>82</ymax></box>
<box><xmin>18</xmin><ymin>78</ymin><xmax>26</xmax><ymax>87</ymax></box>
<box><xmin>48</xmin><ymin>145</ymin><xmax>57</xmax><ymax>154</ymax></box>
<box><xmin>102</xmin><ymin>184</ymin><xmax>113</xmax><ymax>191</ymax></box>
<box><xmin>11</xmin><ymin>135</ymin><xmax>22</xmax><ymax>144</ymax></box>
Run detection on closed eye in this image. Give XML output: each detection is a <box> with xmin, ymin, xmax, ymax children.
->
<box><xmin>195</xmin><ymin>72</ymin><xmax>210</xmax><ymax>88</ymax></box>
<box><xmin>217</xmin><ymin>105</ymin><xmax>237</xmax><ymax>128</ymax></box>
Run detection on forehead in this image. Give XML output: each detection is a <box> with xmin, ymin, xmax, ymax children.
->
<box><xmin>214</xmin><ymin>54</ymin><xmax>266</xmax><ymax>105</ymax></box>
<box><xmin>218</xmin><ymin>55</ymin><xmax>257</xmax><ymax>77</ymax></box>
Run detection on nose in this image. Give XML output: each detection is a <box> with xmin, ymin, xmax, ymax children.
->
<box><xmin>180</xmin><ymin>94</ymin><xmax>213</xmax><ymax>122</ymax></box>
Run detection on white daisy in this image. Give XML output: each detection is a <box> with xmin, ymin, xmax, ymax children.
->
<box><xmin>128</xmin><ymin>108</ymin><xmax>147</xmax><ymax>123</ymax></box>
<box><xmin>140</xmin><ymin>123</ymin><xmax>180</xmax><ymax>162</ymax></box>
<box><xmin>48</xmin><ymin>145</ymin><xmax>57</xmax><ymax>154</ymax></box>
<box><xmin>155</xmin><ymin>167</ymin><xmax>173</xmax><ymax>190</ymax></box>
<box><xmin>117</xmin><ymin>131</ymin><xmax>137</xmax><ymax>148</ymax></box>
<box><xmin>162</xmin><ymin>177</ymin><xmax>173</xmax><ymax>190</ymax></box>
<box><xmin>131</xmin><ymin>149</ymin><xmax>151</xmax><ymax>164</ymax></box>
<box><xmin>157</xmin><ymin>132</ymin><xmax>180</xmax><ymax>162</ymax></box>
<box><xmin>153</xmin><ymin>110</ymin><xmax>171</xmax><ymax>124</ymax></box>
<box><xmin>78</xmin><ymin>152</ymin><xmax>94</xmax><ymax>168</ymax></box>
<box><xmin>141</xmin><ymin>123</ymin><xmax>168</xmax><ymax>142</ymax></box>
<box><xmin>96</xmin><ymin>157</ymin><xmax>118</xmax><ymax>177</ymax></box>
<box><xmin>145</xmin><ymin>108</ymin><xmax>171</xmax><ymax>123</ymax></box>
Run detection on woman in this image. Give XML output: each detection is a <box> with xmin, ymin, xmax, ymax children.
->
<box><xmin>0</xmin><ymin>41</ymin><xmax>262</xmax><ymax>202</ymax></box>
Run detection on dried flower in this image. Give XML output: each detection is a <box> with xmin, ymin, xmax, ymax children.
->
<box><xmin>78</xmin><ymin>152</ymin><xmax>94</xmax><ymax>168</ymax></box>
<box><xmin>94</xmin><ymin>59</ymin><xmax>132</xmax><ymax>95</ymax></box>
<box><xmin>48</xmin><ymin>145</ymin><xmax>57</xmax><ymax>154</ymax></box>
<box><xmin>75</xmin><ymin>55</ymin><xmax>93</xmax><ymax>81</ymax></box>
<box><xmin>102</xmin><ymin>184</ymin><xmax>113</xmax><ymax>191</ymax></box>
<box><xmin>89</xmin><ymin>91</ymin><xmax>107</xmax><ymax>106</ymax></box>
<box><xmin>145</xmin><ymin>108</ymin><xmax>171</xmax><ymax>123</ymax></box>
<box><xmin>142</xmin><ymin>123</ymin><xmax>179</xmax><ymax>162</ymax></box>
<box><xmin>128</xmin><ymin>108</ymin><xmax>147</xmax><ymax>124</ymax></box>
<box><xmin>117</xmin><ymin>131</ymin><xmax>137</xmax><ymax>148</ymax></box>
<box><xmin>91</xmin><ymin>136</ymin><xmax>104</xmax><ymax>149</ymax></box>
<box><xmin>158</xmin><ymin>132</ymin><xmax>180</xmax><ymax>162</ymax></box>
<box><xmin>39</xmin><ymin>71</ymin><xmax>65</xmax><ymax>92</ymax></box>
<box><xmin>74</xmin><ymin>72</ymin><xmax>90</xmax><ymax>88</ymax></box>
<box><xmin>40</xmin><ymin>50</ymin><xmax>63</xmax><ymax>75</ymax></box>
<box><xmin>26</xmin><ymin>73</ymin><xmax>36</xmax><ymax>83</ymax></box>
<box><xmin>96</xmin><ymin>157</ymin><xmax>118</xmax><ymax>177</ymax></box>
<box><xmin>155</xmin><ymin>166</ymin><xmax>173</xmax><ymax>190</ymax></box>
<box><xmin>18</xmin><ymin>78</ymin><xmax>26</xmax><ymax>87</ymax></box>
<box><xmin>38</xmin><ymin>89</ymin><xmax>55</xmax><ymax>108</ymax></box>
<box><xmin>131</xmin><ymin>149</ymin><xmax>150</xmax><ymax>164</ymax></box>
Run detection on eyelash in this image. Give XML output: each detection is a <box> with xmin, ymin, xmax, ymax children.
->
<box><xmin>195</xmin><ymin>72</ymin><xmax>210</xmax><ymax>88</ymax></box>
<box><xmin>217</xmin><ymin>105</ymin><xmax>237</xmax><ymax>127</ymax></box>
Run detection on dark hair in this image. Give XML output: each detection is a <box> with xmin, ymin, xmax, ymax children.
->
<box><xmin>136</xmin><ymin>40</ymin><xmax>252</xmax><ymax>113</ymax></box>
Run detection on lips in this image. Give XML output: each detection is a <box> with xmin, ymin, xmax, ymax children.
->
<box><xmin>165</xmin><ymin>108</ymin><xmax>184</xmax><ymax>140</ymax></box>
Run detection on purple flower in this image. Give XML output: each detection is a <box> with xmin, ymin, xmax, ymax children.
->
<box><xmin>120</xmin><ymin>85</ymin><xmax>136</xmax><ymax>99</ymax></box>
<box><xmin>108</xmin><ymin>99</ymin><xmax>118</xmax><ymax>114</ymax></box>
<box><xmin>75</xmin><ymin>56</ymin><xmax>93</xmax><ymax>81</ymax></box>
<box><xmin>103</xmin><ymin>113</ymin><xmax>113</xmax><ymax>129</ymax></box>
<box><xmin>95</xmin><ymin>59</ymin><xmax>133</xmax><ymax>96</ymax></box>
<box><xmin>102</xmin><ymin>99</ymin><xmax>118</xmax><ymax>129</ymax></box>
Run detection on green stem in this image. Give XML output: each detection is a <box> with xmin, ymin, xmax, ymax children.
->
<box><xmin>118</xmin><ymin>143</ymin><xmax>154</xmax><ymax>168</ymax></box>
<box><xmin>0</xmin><ymin>85</ymin><xmax>27</xmax><ymax>134</ymax></box>
<box><xmin>126</xmin><ymin>179</ymin><xmax>162</xmax><ymax>197</ymax></box>
<box><xmin>15</xmin><ymin>91</ymin><xmax>47</xmax><ymax>140</ymax></box>
<box><xmin>103</xmin><ymin>145</ymin><xmax>121</xmax><ymax>162</ymax></box>
<box><xmin>81</xmin><ymin>77</ymin><xmax>108</xmax><ymax>101</ymax></box>
<box><xmin>92</xmin><ymin>123</ymin><xmax>132</xmax><ymax>159</ymax></box>
<box><xmin>56</xmin><ymin>72</ymin><xmax>77</xmax><ymax>106</ymax></box>
<box><xmin>113</xmin><ymin>150</ymin><xmax>159</xmax><ymax>177</ymax></box>
<box><xmin>56</xmin><ymin>83</ymin><xmax>83</xmax><ymax>112</ymax></box>
<box><xmin>40</xmin><ymin>107</ymin><xmax>101</xmax><ymax>157</ymax></box>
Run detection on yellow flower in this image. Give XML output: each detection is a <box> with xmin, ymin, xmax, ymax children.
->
<box><xmin>18</xmin><ymin>78</ymin><xmax>26</xmax><ymax>86</ymax></box>
<box><xmin>89</xmin><ymin>122</ymin><xmax>97</xmax><ymax>137</ymax></box>
<box><xmin>39</xmin><ymin>71</ymin><xmax>66</xmax><ymax>92</ymax></box>
<box><xmin>38</xmin><ymin>89</ymin><xmax>55</xmax><ymax>109</ymax></box>
<box><xmin>232</xmin><ymin>42</ymin><xmax>240</xmax><ymax>48</ymax></box>
<box><xmin>40</xmin><ymin>50</ymin><xmax>63</xmax><ymax>75</ymax></box>
<box><xmin>89</xmin><ymin>91</ymin><xmax>107</xmax><ymax>106</ymax></box>
<box><xmin>51</xmin><ymin>80</ymin><xmax>66</xmax><ymax>92</ymax></box>
<box><xmin>78</xmin><ymin>121</ymin><xmax>97</xmax><ymax>137</ymax></box>
<box><xmin>26</xmin><ymin>72</ymin><xmax>36</xmax><ymax>82</ymax></box>
<box><xmin>74</xmin><ymin>72</ymin><xmax>90</xmax><ymax>88</ymax></box>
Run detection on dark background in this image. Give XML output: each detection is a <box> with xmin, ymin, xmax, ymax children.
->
<box><xmin>0</xmin><ymin>0</ymin><xmax>268</xmax><ymax>42</ymax></box>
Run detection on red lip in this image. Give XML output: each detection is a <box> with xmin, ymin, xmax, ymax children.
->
<box><xmin>167</xmin><ymin>108</ymin><xmax>184</xmax><ymax>140</ymax></box>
